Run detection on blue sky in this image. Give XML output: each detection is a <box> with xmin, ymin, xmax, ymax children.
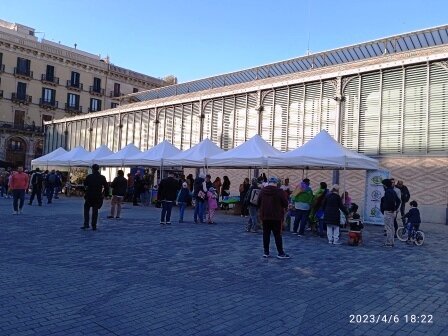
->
<box><xmin>2</xmin><ymin>0</ymin><xmax>447</xmax><ymax>83</ymax></box>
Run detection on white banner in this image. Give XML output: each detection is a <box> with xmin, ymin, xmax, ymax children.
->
<box><xmin>363</xmin><ymin>169</ymin><xmax>390</xmax><ymax>225</ymax></box>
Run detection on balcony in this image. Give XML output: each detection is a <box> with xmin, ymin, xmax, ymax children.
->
<box><xmin>87</xmin><ymin>107</ymin><xmax>102</xmax><ymax>113</ymax></box>
<box><xmin>65</xmin><ymin>103</ymin><xmax>83</xmax><ymax>115</ymax></box>
<box><xmin>11</xmin><ymin>93</ymin><xmax>32</xmax><ymax>105</ymax></box>
<box><xmin>66</xmin><ymin>80</ymin><xmax>83</xmax><ymax>91</ymax></box>
<box><xmin>41</xmin><ymin>74</ymin><xmax>59</xmax><ymax>86</ymax></box>
<box><xmin>89</xmin><ymin>86</ymin><xmax>104</xmax><ymax>96</ymax></box>
<box><xmin>13</xmin><ymin>68</ymin><xmax>33</xmax><ymax>80</ymax></box>
<box><xmin>0</xmin><ymin>121</ymin><xmax>43</xmax><ymax>134</ymax></box>
<box><xmin>39</xmin><ymin>98</ymin><xmax>58</xmax><ymax>109</ymax></box>
<box><xmin>0</xmin><ymin>64</ymin><xmax>4</xmax><ymax>73</ymax></box>
<box><xmin>110</xmin><ymin>90</ymin><xmax>122</xmax><ymax>98</ymax></box>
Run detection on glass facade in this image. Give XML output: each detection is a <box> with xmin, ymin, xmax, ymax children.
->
<box><xmin>45</xmin><ymin>61</ymin><xmax>448</xmax><ymax>156</ymax></box>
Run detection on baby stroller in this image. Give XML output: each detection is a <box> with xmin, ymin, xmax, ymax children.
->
<box><xmin>347</xmin><ymin>204</ymin><xmax>364</xmax><ymax>246</ymax></box>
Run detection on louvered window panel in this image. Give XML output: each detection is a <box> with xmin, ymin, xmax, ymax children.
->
<box><xmin>288</xmin><ymin>85</ymin><xmax>304</xmax><ymax>149</ymax></box>
<box><xmin>428</xmin><ymin>63</ymin><xmax>448</xmax><ymax>152</ymax></box>
<box><xmin>79</xmin><ymin>120</ymin><xmax>88</xmax><ymax>149</ymax></box>
<box><xmin>234</xmin><ymin>95</ymin><xmax>247</xmax><ymax>146</ymax></box>
<box><xmin>173</xmin><ymin>106</ymin><xmax>183</xmax><ymax>148</ymax></box>
<box><xmin>129</xmin><ymin>113</ymin><xmax>136</xmax><ymax>145</ymax></box>
<box><xmin>222</xmin><ymin>97</ymin><xmax>235</xmax><ymax>149</ymax></box>
<box><xmin>321</xmin><ymin>81</ymin><xmax>337</xmax><ymax>137</ymax></box>
<box><xmin>157</xmin><ymin>110</ymin><xmax>165</xmax><ymax>144</ymax></box>
<box><xmin>148</xmin><ymin>109</ymin><xmax>156</xmax><ymax>148</ymax></box>
<box><xmin>134</xmin><ymin>112</ymin><xmax>142</xmax><ymax>148</ymax></box>
<box><xmin>107</xmin><ymin>116</ymin><xmax>117</xmax><ymax>151</ymax></box>
<box><xmin>182</xmin><ymin>104</ymin><xmax>192</xmax><ymax>149</ymax></box>
<box><xmin>101</xmin><ymin>118</ymin><xmax>109</xmax><ymax>149</ymax></box>
<box><xmin>246</xmin><ymin>92</ymin><xmax>258</xmax><ymax>139</ymax></box>
<box><xmin>273</xmin><ymin>87</ymin><xmax>288</xmax><ymax>151</ymax></box>
<box><xmin>56</xmin><ymin>123</ymin><xmax>65</xmax><ymax>149</ymax></box>
<box><xmin>191</xmin><ymin>102</ymin><xmax>201</xmax><ymax>145</ymax></box>
<box><xmin>403</xmin><ymin>65</ymin><xmax>427</xmax><ymax>153</ymax></box>
<box><xmin>359</xmin><ymin>72</ymin><xmax>380</xmax><ymax>154</ymax></box>
<box><xmin>202</xmin><ymin>101</ymin><xmax>213</xmax><ymax>141</ymax></box>
<box><xmin>211</xmin><ymin>99</ymin><xmax>223</xmax><ymax>147</ymax></box>
<box><xmin>141</xmin><ymin>110</ymin><xmax>150</xmax><ymax>150</ymax></box>
<box><xmin>92</xmin><ymin>119</ymin><xmax>100</xmax><ymax>150</ymax></box>
<box><xmin>303</xmin><ymin>82</ymin><xmax>321</xmax><ymax>141</ymax></box>
<box><xmin>164</xmin><ymin>107</ymin><xmax>174</xmax><ymax>143</ymax></box>
<box><xmin>261</xmin><ymin>90</ymin><xmax>274</xmax><ymax>144</ymax></box>
<box><xmin>341</xmin><ymin>76</ymin><xmax>360</xmax><ymax>150</ymax></box>
<box><xmin>381</xmin><ymin>69</ymin><xmax>402</xmax><ymax>153</ymax></box>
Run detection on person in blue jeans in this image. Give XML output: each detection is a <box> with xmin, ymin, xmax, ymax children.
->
<box><xmin>157</xmin><ymin>172</ymin><xmax>180</xmax><ymax>225</ymax></box>
<box><xmin>177</xmin><ymin>182</ymin><xmax>191</xmax><ymax>223</ymax></box>
<box><xmin>193</xmin><ymin>173</ymin><xmax>206</xmax><ymax>223</ymax></box>
<box><xmin>403</xmin><ymin>200</ymin><xmax>421</xmax><ymax>241</ymax></box>
<box><xmin>291</xmin><ymin>179</ymin><xmax>314</xmax><ymax>236</ymax></box>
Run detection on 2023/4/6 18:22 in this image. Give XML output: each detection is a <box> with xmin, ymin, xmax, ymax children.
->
<box><xmin>349</xmin><ymin>314</ymin><xmax>434</xmax><ymax>324</ymax></box>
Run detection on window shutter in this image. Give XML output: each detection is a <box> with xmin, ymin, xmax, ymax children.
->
<box><xmin>321</xmin><ymin>81</ymin><xmax>337</xmax><ymax>137</ymax></box>
<box><xmin>288</xmin><ymin>85</ymin><xmax>304</xmax><ymax>149</ymax></box>
<box><xmin>246</xmin><ymin>92</ymin><xmax>258</xmax><ymax>140</ymax></box>
<box><xmin>182</xmin><ymin>104</ymin><xmax>192</xmax><ymax>149</ymax></box>
<box><xmin>211</xmin><ymin>99</ymin><xmax>223</xmax><ymax>147</ymax></box>
<box><xmin>428</xmin><ymin>63</ymin><xmax>448</xmax><ymax>152</ymax></box>
<box><xmin>381</xmin><ymin>69</ymin><xmax>402</xmax><ymax>153</ymax></box>
<box><xmin>164</xmin><ymin>106</ymin><xmax>174</xmax><ymax>143</ymax></box>
<box><xmin>191</xmin><ymin>102</ymin><xmax>201</xmax><ymax>145</ymax></box>
<box><xmin>260</xmin><ymin>90</ymin><xmax>273</xmax><ymax>145</ymax></box>
<box><xmin>359</xmin><ymin>72</ymin><xmax>380</xmax><ymax>154</ymax></box>
<box><xmin>341</xmin><ymin>76</ymin><xmax>360</xmax><ymax>150</ymax></box>
<box><xmin>173</xmin><ymin>105</ymin><xmax>183</xmax><ymax>149</ymax></box>
<box><xmin>222</xmin><ymin>97</ymin><xmax>235</xmax><ymax>149</ymax></box>
<box><xmin>234</xmin><ymin>94</ymin><xmax>246</xmax><ymax>146</ymax></box>
<box><xmin>304</xmin><ymin>82</ymin><xmax>321</xmax><ymax>142</ymax></box>
<box><xmin>273</xmin><ymin>87</ymin><xmax>288</xmax><ymax>151</ymax></box>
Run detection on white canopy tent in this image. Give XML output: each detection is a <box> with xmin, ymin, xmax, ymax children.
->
<box><xmin>49</xmin><ymin>146</ymin><xmax>90</xmax><ymax>167</ymax></box>
<box><xmin>163</xmin><ymin>138</ymin><xmax>224</xmax><ymax>167</ymax></box>
<box><xmin>31</xmin><ymin>147</ymin><xmax>67</xmax><ymax>167</ymax></box>
<box><xmin>70</xmin><ymin>145</ymin><xmax>114</xmax><ymax>167</ymax></box>
<box><xmin>208</xmin><ymin>134</ymin><xmax>281</xmax><ymax>167</ymax></box>
<box><xmin>267</xmin><ymin>130</ymin><xmax>379</xmax><ymax>170</ymax></box>
<box><xmin>123</xmin><ymin>140</ymin><xmax>181</xmax><ymax>166</ymax></box>
<box><xmin>99</xmin><ymin>143</ymin><xmax>141</xmax><ymax>167</ymax></box>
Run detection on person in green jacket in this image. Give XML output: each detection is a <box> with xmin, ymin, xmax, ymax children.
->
<box><xmin>291</xmin><ymin>178</ymin><xmax>314</xmax><ymax>236</ymax></box>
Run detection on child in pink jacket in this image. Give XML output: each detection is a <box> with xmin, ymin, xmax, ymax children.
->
<box><xmin>206</xmin><ymin>187</ymin><xmax>218</xmax><ymax>224</ymax></box>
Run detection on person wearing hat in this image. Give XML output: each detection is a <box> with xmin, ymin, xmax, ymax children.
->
<box><xmin>321</xmin><ymin>184</ymin><xmax>348</xmax><ymax>245</ymax></box>
<box><xmin>176</xmin><ymin>182</ymin><xmax>192</xmax><ymax>223</ymax></box>
<box><xmin>82</xmin><ymin>164</ymin><xmax>109</xmax><ymax>231</ymax></box>
<box><xmin>257</xmin><ymin>177</ymin><xmax>290</xmax><ymax>259</ymax></box>
<box><xmin>158</xmin><ymin>171</ymin><xmax>180</xmax><ymax>225</ymax></box>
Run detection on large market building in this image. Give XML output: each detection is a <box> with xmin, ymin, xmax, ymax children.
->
<box><xmin>44</xmin><ymin>25</ymin><xmax>448</xmax><ymax>224</ymax></box>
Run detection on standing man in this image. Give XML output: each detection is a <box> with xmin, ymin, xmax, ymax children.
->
<box><xmin>45</xmin><ymin>170</ymin><xmax>58</xmax><ymax>204</ymax></box>
<box><xmin>82</xmin><ymin>164</ymin><xmax>109</xmax><ymax>231</ymax></box>
<box><xmin>390</xmin><ymin>178</ymin><xmax>402</xmax><ymax>236</ymax></box>
<box><xmin>157</xmin><ymin>171</ymin><xmax>179</xmax><ymax>225</ymax></box>
<box><xmin>380</xmin><ymin>179</ymin><xmax>401</xmax><ymax>247</ymax></box>
<box><xmin>10</xmin><ymin>167</ymin><xmax>29</xmax><ymax>215</ymax></box>
<box><xmin>396</xmin><ymin>180</ymin><xmax>410</xmax><ymax>224</ymax></box>
<box><xmin>107</xmin><ymin>170</ymin><xmax>128</xmax><ymax>219</ymax></box>
<box><xmin>28</xmin><ymin>168</ymin><xmax>43</xmax><ymax>206</ymax></box>
<box><xmin>257</xmin><ymin>177</ymin><xmax>290</xmax><ymax>259</ymax></box>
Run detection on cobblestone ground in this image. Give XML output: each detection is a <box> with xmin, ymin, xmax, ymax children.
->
<box><xmin>0</xmin><ymin>195</ymin><xmax>447</xmax><ymax>336</ymax></box>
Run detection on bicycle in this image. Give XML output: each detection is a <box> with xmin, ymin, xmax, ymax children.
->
<box><xmin>396</xmin><ymin>224</ymin><xmax>425</xmax><ymax>246</ymax></box>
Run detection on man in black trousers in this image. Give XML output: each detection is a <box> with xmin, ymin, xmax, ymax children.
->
<box><xmin>82</xmin><ymin>164</ymin><xmax>109</xmax><ymax>231</ymax></box>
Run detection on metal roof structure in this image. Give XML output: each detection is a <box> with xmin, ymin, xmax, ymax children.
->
<box><xmin>129</xmin><ymin>24</ymin><xmax>448</xmax><ymax>102</ymax></box>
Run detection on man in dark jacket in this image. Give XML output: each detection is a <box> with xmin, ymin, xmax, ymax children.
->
<box><xmin>82</xmin><ymin>164</ymin><xmax>109</xmax><ymax>231</ymax></box>
<box><xmin>257</xmin><ymin>177</ymin><xmax>290</xmax><ymax>259</ymax></box>
<box><xmin>108</xmin><ymin>170</ymin><xmax>127</xmax><ymax>219</ymax></box>
<box><xmin>157</xmin><ymin>171</ymin><xmax>179</xmax><ymax>225</ymax></box>
<box><xmin>28</xmin><ymin>168</ymin><xmax>43</xmax><ymax>206</ymax></box>
<box><xmin>380</xmin><ymin>179</ymin><xmax>401</xmax><ymax>247</ymax></box>
<box><xmin>396</xmin><ymin>180</ymin><xmax>410</xmax><ymax>224</ymax></box>
<box><xmin>193</xmin><ymin>173</ymin><xmax>206</xmax><ymax>223</ymax></box>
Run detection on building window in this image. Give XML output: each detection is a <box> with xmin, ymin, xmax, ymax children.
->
<box><xmin>46</xmin><ymin>65</ymin><xmax>55</xmax><ymax>81</ymax></box>
<box><xmin>93</xmin><ymin>77</ymin><xmax>101</xmax><ymax>93</ymax></box>
<box><xmin>8</xmin><ymin>138</ymin><xmax>25</xmax><ymax>151</ymax></box>
<box><xmin>114</xmin><ymin>83</ymin><xmax>121</xmax><ymax>97</ymax></box>
<box><xmin>16</xmin><ymin>57</ymin><xmax>31</xmax><ymax>76</ymax></box>
<box><xmin>16</xmin><ymin>82</ymin><xmax>27</xmax><ymax>99</ymax></box>
<box><xmin>71</xmin><ymin>71</ymin><xmax>80</xmax><ymax>87</ymax></box>
<box><xmin>14</xmin><ymin>110</ymin><xmax>25</xmax><ymax>128</ymax></box>
<box><xmin>42</xmin><ymin>88</ymin><xmax>56</xmax><ymax>104</ymax></box>
<box><xmin>90</xmin><ymin>98</ymin><xmax>102</xmax><ymax>112</ymax></box>
<box><xmin>67</xmin><ymin>93</ymin><xmax>80</xmax><ymax>108</ymax></box>
<box><xmin>111</xmin><ymin>102</ymin><xmax>118</xmax><ymax>109</ymax></box>
<box><xmin>133</xmin><ymin>88</ymin><xmax>139</xmax><ymax>93</ymax></box>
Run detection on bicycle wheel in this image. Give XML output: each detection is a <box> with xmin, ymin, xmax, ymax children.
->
<box><xmin>414</xmin><ymin>231</ymin><xmax>425</xmax><ymax>246</ymax></box>
<box><xmin>396</xmin><ymin>227</ymin><xmax>408</xmax><ymax>242</ymax></box>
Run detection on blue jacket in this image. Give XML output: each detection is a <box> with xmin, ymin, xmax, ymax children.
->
<box><xmin>404</xmin><ymin>207</ymin><xmax>421</xmax><ymax>224</ymax></box>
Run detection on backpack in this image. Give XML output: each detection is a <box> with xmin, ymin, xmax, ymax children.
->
<box><xmin>47</xmin><ymin>174</ymin><xmax>57</xmax><ymax>186</ymax></box>
<box><xmin>32</xmin><ymin>173</ymin><xmax>43</xmax><ymax>186</ymax></box>
<box><xmin>248</xmin><ymin>188</ymin><xmax>260</xmax><ymax>206</ymax></box>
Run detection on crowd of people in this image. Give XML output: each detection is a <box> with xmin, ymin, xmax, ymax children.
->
<box><xmin>2</xmin><ymin>165</ymin><xmax>420</xmax><ymax>256</ymax></box>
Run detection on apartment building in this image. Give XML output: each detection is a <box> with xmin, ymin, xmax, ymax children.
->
<box><xmin>0</xmin><ymin>19</ymin><xmax>174</xmax><ymax>168</ymax></box>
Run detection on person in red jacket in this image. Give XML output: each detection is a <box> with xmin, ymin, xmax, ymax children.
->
<box><xmin>257</xmin><ymin>177</ymin><xmax>290</xmax><ymax>259</ymax></box>
<box><xmin>10</xmin><ymin>166</ymin><xmax>29</xmax><ymax>215</ymax></box>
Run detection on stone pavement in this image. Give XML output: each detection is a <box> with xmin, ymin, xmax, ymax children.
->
<box><xmin>0</xmin><ymin>195</ymin><xmax>447</xmax><ymax>336</ymax></box>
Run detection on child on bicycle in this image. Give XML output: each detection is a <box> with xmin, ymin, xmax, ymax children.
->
<box><xmin>403</xmin><ymin>200</ymin><xmax>421</xmax><ymax>242</ymax></box>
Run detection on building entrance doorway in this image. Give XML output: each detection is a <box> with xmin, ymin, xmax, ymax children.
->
<box><xmin>5</xmin><ymin>137</ymin><xmax>27</xmax><ymax>168</ymax></box>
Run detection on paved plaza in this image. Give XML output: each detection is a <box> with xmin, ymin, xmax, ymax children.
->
<box><xmin>0</xmin><ymin>195</ymin><xmax>447</xmax><ymax>336</ymax></box>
